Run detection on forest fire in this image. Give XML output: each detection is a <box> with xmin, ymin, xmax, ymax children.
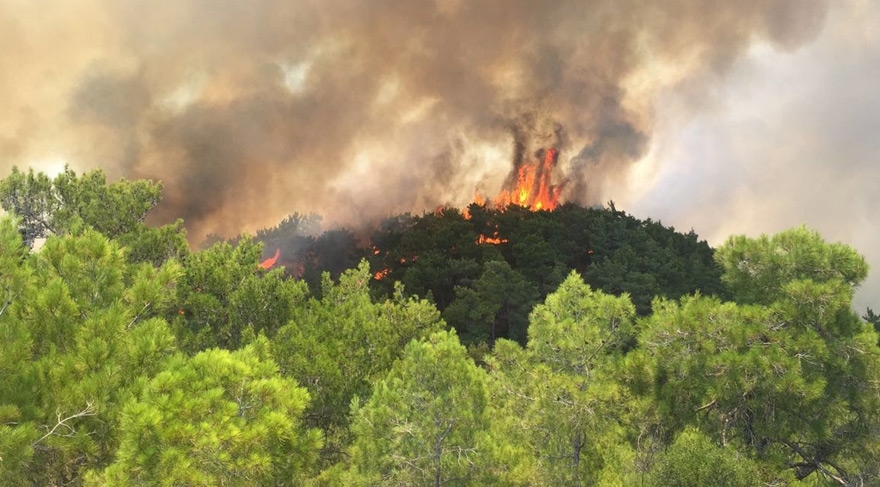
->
<box><xmin>373</xmin><ymin>257</ymin><xmax>415</xmax><ymax>280</ymax></box>
<box><xmin>259</xmin><ymin>249</ymin><xmax>281</xmax><ymax>269</ymax></box>
<box><xmin>477</xmin><ymin>232</ymin><xmax>508</xmax><ymax>245</ymax></box>
<box><xmin>381</xmin><ymin>144</ymin><xmax>564</xmax><ymax>267</ymax></box>
<box><xmin>494</xmin><ymin>148</ymin><xmax>565</xmax><ymax>211</ymax></box>
<box><xmin>466</xmin><ymin>147</ymin><xmax>566</xmax><ymax>219</ymax></box>
<box><xmin>373</xmin><ymin>268</ymin><xmax>391</xmax><ymax>280</ymax></box>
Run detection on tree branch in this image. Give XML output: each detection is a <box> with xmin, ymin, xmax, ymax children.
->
<box><xmin>694</xmin><ymin>399</ymin><xmax>717</xmax><ymax>413</ymax></box>
<box><xmin>33</xmin><ymin>403</ymin><xmax>97</xmax><ymax>446</ymax></box>
<box><xmin>781</xmin><ymin>440</ymin><xmax>850</xmax><ymax>486</ymax></box>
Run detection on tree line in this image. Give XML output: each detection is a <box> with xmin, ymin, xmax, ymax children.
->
<box><xmin>1</xmin><ymin>166</ymin><xmax>878</xmax><ymax>486</ymax></box>
<box><xmin>247</xmin><ymin>199</ymin><xmax>726</xmax><ymax>347</ymax></box>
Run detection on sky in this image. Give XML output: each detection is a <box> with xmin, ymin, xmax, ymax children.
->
<box><xmin>0</xmin><ymin>0</ymin><xmax>877</xmax><ymax>308</ymax></box>
<box><xmin>622</xmin><ymin>0</ymin><xmax>880</xmax><ymax>310</ymax></box>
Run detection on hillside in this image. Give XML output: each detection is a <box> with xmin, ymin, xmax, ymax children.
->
<box><xmin>1</xmin><ymin>167</ymin><xmax>878</xmax><ymax>486</ymax></box>
<box><xmin>252</xmin><ymin>203</ymin><xmax>724</xmax><ymax>346</ymax></box>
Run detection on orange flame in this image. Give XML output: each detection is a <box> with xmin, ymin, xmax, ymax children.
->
<box><xmin>477</xmin><ymin>232</ymin><xmax>508</xmax><ymax>245</ymax></box>
<box><xmin>259</xmin><ymin>249</ymin><xmax>281</xmax><ymax>270</ymax></box>
<box><xmin>492</xmin><ymin>148</ymin><xmax>565</xmax><ymax>211</ymax></box>
<box><xmin>373</xmin><ymin>268</ymin><xmax>391</xmax><ymax>280</ymax></box>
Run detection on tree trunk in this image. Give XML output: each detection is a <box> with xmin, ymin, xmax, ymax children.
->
<box><xmin>572</xmin><ymin>430</ymin><xmax>583</xmax><ymax>487</ymax></box>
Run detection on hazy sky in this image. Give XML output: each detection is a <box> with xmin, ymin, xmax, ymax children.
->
<box><xmin>1</xmin><ymin>0</ymin><xmax>877</xmax><ymax>307</ymax></box>
<box><xmin>624</xmin><ymin>0</ymin><xmax>880</xmax><ymax>310</ymax></box>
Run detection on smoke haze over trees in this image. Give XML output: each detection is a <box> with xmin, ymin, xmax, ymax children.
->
<box><xmin>6</xmin><ymin>0</ymin><xmax>880</xmax><ymax>316</ymax></box>
<box><xmin>1</xmin><ymin>0</ymin><xmax>831</xmax><ymax>241</ymax></box>
<box><xmin>4</xmin><ymin>0</ymin><xmax>880</xmax><ymax>480</ymax></box>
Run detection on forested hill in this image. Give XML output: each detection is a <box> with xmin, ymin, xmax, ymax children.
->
<box><xmin>2</xmin><ymin>167</ymin><xmax>879</xmax><ymax>486</ymax></box>
<box><xmin>250</xmin><ymin>202</ymin><xmax>725</xmax><ymax>345</ymax></box>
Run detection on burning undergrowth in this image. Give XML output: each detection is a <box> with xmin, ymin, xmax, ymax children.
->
<box><xmin>244</xmin><ymin>200</ymin><xmax>724</xmax><ymax>331</ymax></box>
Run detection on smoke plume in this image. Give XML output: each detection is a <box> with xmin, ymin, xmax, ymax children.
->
<box><xmin>0</xmin><ymin>0</ymin><xmax>829</xmax><ymax>240</ymax></box>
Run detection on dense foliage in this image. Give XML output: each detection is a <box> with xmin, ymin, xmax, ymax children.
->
<box><xmin>1</xmin><ymin>167</ymin><xmax>878</xmax><ymax>486</ymax></box>
<box><xmin>252</xmin><ymin>201</ymin><xmax>725</xmax><ymax>346</ymax></box>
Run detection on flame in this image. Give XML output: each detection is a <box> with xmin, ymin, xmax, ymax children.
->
<box><xmin>373</xmin><ymin>268</ymin><xmax>391</xmax><ymax>280</ymax></box>
<box><xmin>370</xmin><ymin>252</ymin><xmax>415</xmax><ymax>281</ymax></box>
<box><xmin>259</xmin><ymin>248</ymin><xmax>281</xmax><ymax>269</ymax></box>
<box><xmin>463</xmin><ymin>191</ymin><xmax>487</xmax><ymax>219</ymax></box>
<box><xmin>404</xmin><ymin>148</ymin><xmax>564</xmax><ymax>253</ymax></box>
<box><xmin>491</xmin><ymin>148</ymin><xmax>565</xmax><ymax>211</ymax></box>
<box><xmin>477</xmin><ymin>232</ymin><xmax>508</xmax><ymax>245</ymax></box>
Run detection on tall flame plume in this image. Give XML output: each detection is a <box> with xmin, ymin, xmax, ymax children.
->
<box><xmin>471</xmin><ymin>146</ymin><xmax>566</xmax><ymax>215</ymax></box>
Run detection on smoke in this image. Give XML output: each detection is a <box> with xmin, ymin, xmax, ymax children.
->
<box><xmin>625</xmin><ymin>0</ymin><xmax>880</xmax><ymax>311</ymax></box>
<box><xmin>0</xmin><ymin>0</ymin><xmax>829</xmax><ymax>240</ymax></box>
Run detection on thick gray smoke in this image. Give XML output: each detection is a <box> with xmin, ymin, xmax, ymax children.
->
<box><xmin>0</xmin><ymin>0</ymin><xmax>828</xmax><ymax>240</ymax></box>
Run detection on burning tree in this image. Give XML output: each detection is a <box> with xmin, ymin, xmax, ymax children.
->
<box><xmin>492</xmin><ymin>147</ymin><xmax>566</xmax><ymax>211</ymax></box>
